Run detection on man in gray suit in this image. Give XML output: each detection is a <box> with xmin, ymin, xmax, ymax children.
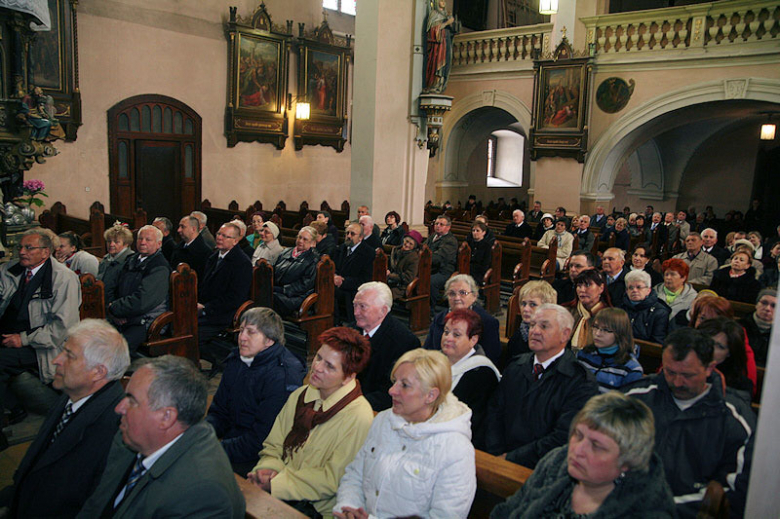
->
<box><xmin>425</xmin><ymin>215</ymin><xmax>458</xmax><ymax>309</ymax></box>
<box><xmin>77</xmin><ymin>355</ymin><xmax>244</xmax><ymax>518</ymax></box>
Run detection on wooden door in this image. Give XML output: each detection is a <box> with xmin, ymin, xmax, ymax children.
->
<box><xmin>108</xmin><ymin>95</ymin><xmax>201</xmax><ymax>221</ymax></box>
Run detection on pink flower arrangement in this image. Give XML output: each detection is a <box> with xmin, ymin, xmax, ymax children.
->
<box><xmin>18</xmin><ymin>179</ymin><xmax>48</xmax><ymax>208</ymax></box>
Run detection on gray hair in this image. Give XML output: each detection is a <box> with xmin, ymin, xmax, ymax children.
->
<box><xmin>240</xmin><ymin>307</ymin><xmax>285</xmax><ymax>346</ymax></box>
<box><xmin>445</xmin><ymin>274</ymin><xmax>479</xmax><ymax>295</ymax></box>
<box><xmin>625</xmin><ymin>269</ymin><xmax>651</xmax><ymax>288</ymax></box>
<box><xmin>68</xmin><ymin>319</ymin><xmax>130</xmax><ymax>381</ymax></box>
<box><xmin>359</xmin><ymin>215</ymin><xmax>374</xmax><ymax>228</ymax></box>
<box><xmin>139</xmin><ymin>225</ymin><xmax>163</xmax><ymax>243</ymax></box>
<box><xmin>153</xmin><ymin>217</ymin><xmax>173</xmax><ymax>234</ymax></box>
<box><xmin>513</xmin><ymin>209</ymin><xmax>524</xmax><ymax>218</ymax></box>
<box><xmin>135</xmin><ymin>355</ymin><xmax>207</xmax><ymax>427</ymax></box>
<box><xmin>221</xmin><ymin>222</ymin><xmax>241</xmax><ymax>239</ymax></box>
<box><xmin>190</xmin><ymin>211</ymin><xmax>207</xmax><ymax>226</ymax></box>
<box><xmin>702</xmin><ymin>228</ymin><xmax>718</xmax><ymax>238</ymax></box>
<box><xmin>357</xmin><ymin>281</ymin><xmax>393</xmax><ymax>312</ymax></box>
<box><xmin>299</xmin><ymin>225</ymin><xmax>319</xmax><ymax>241</ymax></box>
<box><xmin>180</xmin><ymin>215</ymin><xmax>200</xmax><ymax>231</ymax></box>
<box><xmin>231</xmin><ymin>219</ymin><xmax>247</xmax><ymax>237</ymax></box>
<box><xmin>572</xmin><ymin>392</ymin><xmax>655</xmax><ymax>472</ymax></box>
<box><xmin>536</xmin><ymin>303</ymin><xmax>574</xmax><ymax>337</ymax></box>
<box><xmin>23</xmin><ymin>228</ymin><xmax>55</xmax><ymax>253</ymax></box>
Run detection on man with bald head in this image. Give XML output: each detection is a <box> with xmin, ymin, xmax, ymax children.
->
<box><xmin>504</xmin><ymin>210</ymin><xmax>533</xmax><ymax>239</ymax></box>
<box><xmin>601</xmin><ymin>247</ymin><xmax>628</xmax><ymax>305</ymax></box>
<box><xmin>484</xmin><ymin>304</ymin><xmax>598</xmax><ymax>468</ymax></box>
<box><xmin>107</xmin><ymin>225</ymin><xmax>171</xmax><ymax>356</ymax></box>
<box><xmin>333</xmin><ymin>223</ymin><xmax>376</xmax><ymax>324</ymax></box>
<box><xmin>170</xmin><ymin>215</ymin><xmax>213</xmax><ymax>278</ymax></box>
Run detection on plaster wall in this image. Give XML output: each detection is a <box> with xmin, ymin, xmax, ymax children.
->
<box><xmin>533</xmin><ymin>157</ymin><xmax>583</xmax><ymax>211</ymax></box>
<box><xmin>31</xmin><ymin>0</ymin><xmax>354</xmax><ymax>219</ymax></box>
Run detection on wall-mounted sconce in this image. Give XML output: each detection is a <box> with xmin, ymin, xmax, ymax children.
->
<box><xmin>760</xmin><ymin>122</ymin><xmax>776</xmax><ymax>141</ymax></box>
<box><xmin>287</xmin><ymin>93</ymin><xmax>311</xmax><ymax>120</ymax></box>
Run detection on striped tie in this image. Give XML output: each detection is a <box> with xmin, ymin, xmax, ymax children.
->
<box><xmin>117</xmin><ymin>456</ymin><xmax>146</xmax><ymax>508</ymax></box>
<box><xmin>51</xmin><ymin>403</ymin><xmax>73</xmax><ymax>442</ymax></box>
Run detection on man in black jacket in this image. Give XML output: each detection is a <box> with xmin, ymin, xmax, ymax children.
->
<box><xmin>601</xmin><ymin>247</ymin><xmax>628</xmax><ymax>305</ymax></box>
<box><xmin>152</xmin><ymin>217</ymin><xmax>176</xmax><ymax>263</ymax></box>
<box><xmin>353</xmin><ymin>282</ymin><xmax>419</xmax><ymax>411</ymax></box>
<box><xmin>198</xmin><ymin>223</ymin><xmax>252</xmax><ymax>366</ymax></box>
<box><xmin>701</xmin><ymin>228</ymin><xmax>730</xmax><ymax>266</ymax></box>
<box><xmin>504</xmin><ymin>210</ymin><xmax>533</xmax><ymax>240</ymax></box>
<box><xmin>0</xmin><ymin>319</ymin><xmax>130</xmax><ymax>517</ymax></box>
<box><xmin>425</xmin><ymin>215</ymin><xmax>458</xmax><ymax>309</ymax></box>
<box><xmin>484</xmin><ymin>304</ymin><xmax>598</xmax><ymax>469</ymax></box>
<box><xmin>333</xmin><ymin>223</ymin><xmax>375</xmax><ymax>324</ymax></box>
<box><xmin>170</xmin><ymin>215</ymin><xmax>213</xmax><ymax>278</ymax></box>
<box><xmin>552</xmin><ymin>251</ymin><xmax>594</xmax><ymax>305</ymax></box>
<box><xmin>107</xmin><ymin>225</ymin><xmax>171</xmax><ymax>355</ymax></box>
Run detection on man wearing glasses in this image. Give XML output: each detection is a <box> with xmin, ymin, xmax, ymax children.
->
<box><xmin>333</xmin><ymin>223</ymin><xmax>375</xmax><ymax>324</ymax></box>
<box><xmin>0</xmin><ymin>229</ymin><xmax>81</xmax><ymax>450</ymax></box>
<box><xmin>425</xmin><ymin>215</ymin><xmax>458</xmax><ymax>310</ymax></box>
<box><xmin>197</xmin><ymin>223</ymin><xmax>252</xmax><ymax>371</ymax></box>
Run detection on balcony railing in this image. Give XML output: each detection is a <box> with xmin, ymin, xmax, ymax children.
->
<box><xmin>451</xmin><ymin>23</ymin><xmax>553</xmax><ymax>67</ymax></box>
<box><xmin>581</xmin><ymin>0</ymin><xmax>779</xmax><ymax>54</ymax></box>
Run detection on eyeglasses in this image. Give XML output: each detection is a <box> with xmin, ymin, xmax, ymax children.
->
<box><xmin>216</xmin><ymin>232</ymin><xmax>238</xmax><ymax>239</ymax></box>
<box><xmin>346</xmin><ymin>231</ymin><xmax>360</xmax><ymax>236</ymax></box>
<box><xmin>446</xmin><ymin>290</ymin><xmax>472</xmax><ymax>298</ymax></box>
<box><xmin>592</xmin><ymin>325</ymin><xmax>615</xmax><ymax>334</ymax></box>
<box><xmin>626</xmin><ymin>285</ymin><xmax>648</xmax><ymax>291</ymax></box>
<box><xmin>20</xmin><ymin>245</ymin><xmax>46</xmax><ymax>251</ymax></box>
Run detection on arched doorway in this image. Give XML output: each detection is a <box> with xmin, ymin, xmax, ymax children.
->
<box><xmin>107</xmin><ymin>95</ymin><xmax>202</xmax><ymax>222</ymax></box>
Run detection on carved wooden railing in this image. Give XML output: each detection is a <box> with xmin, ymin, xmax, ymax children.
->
<box><xmin>451</xmin><ymin>23</ymin><xmax>553</xmax><ymax>67</ymax></box>
<box><xmin>582</xmin><ymin>0</ymin><xmax>779</xmax><ymax>54</ymax></box>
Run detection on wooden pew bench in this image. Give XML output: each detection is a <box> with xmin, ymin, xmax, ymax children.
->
<box><xmin>470</xmin><ymin>449</ymin><xmax>532</xmax><ymax>518</ymax></box>
<box><xmin>234</xmin><ymin>474</ymin><xmax>307</xmax><ymax>518</ymax></box>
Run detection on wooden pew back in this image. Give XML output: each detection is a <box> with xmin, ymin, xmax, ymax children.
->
<box><xmin>79</xmin><ymin>273</ymin><xmax>106</xmax><ymax>320</ymax></box>
<box><xmin>398</xmin><ymin>245</ymin><xmax>431</xmax><ymax>333</ymax></box>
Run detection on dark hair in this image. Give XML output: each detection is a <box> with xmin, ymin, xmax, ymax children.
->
<box><xmin>444</xmin><ymin>308</ymin><xmax>483</xmax><ymax>340</ymax></box>
<box><xmin>58</xmin><ymin>231</ymin><xmax>83</xmax><ymax>251</ymax></box>
<box><xmin>385</xmin><ymin>211</ymin><xmax>401</xmax><ymax>225</ymax></box>
<box><xmin>317</xmin><ymin>327</ymin><xmax>371</xmax><ymax>376</ymax></box>
<box><xmin>435</xmin><ymin>214</ymin><xmax>452</xmax><ymax>225</ymax></box>
<box><xmin>249</xmin><ymin>211</ymin><xmax>264</xmax><ymax>222</ymax></box>
<box><xmin>571</xmin><ymin>250</ymin><xmax>595</xmax><ymax>266</ymax></box>
<box><xmin>556</xmin><ymin>206</ymin><xmax>567</xmax><ymax>214</ymax></box>
<box><xmin>471</xmin><ymin>221</ymin><xmax>488</xmax><ymax>233</ymax></box>
<box><xmin>632</xmin><ymin>244</ymin><xmax>650</xmax><ymax>258</ymax></box>
<box><xmin>696</xmin><ymin>317</ymin><xmax>748</xmax><ymax>388</ymax></box>
<box><xmin>573</xmin><ymin>269</ymin><xmax>611</xmax><ymax>306</ymax></box>
<box><xmin>317</xmin><ymin>211</ymin><xmax>331</xmax><ymax>222</ymax></box>
<box><xmin>662</xmin><ymin>328</ymin><xmax>714</xmax><ymax>367</ymax></box>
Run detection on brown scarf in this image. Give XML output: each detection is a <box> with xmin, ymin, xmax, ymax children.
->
<box><xmin>282</xmin><ymin>381</ymin><xmax>363</xmax><ymax>461</ymax></box>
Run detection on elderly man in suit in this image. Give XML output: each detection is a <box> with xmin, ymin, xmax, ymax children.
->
<box><xmin>333</xmin><ymin>223</ymin><xmax>375</xmax><ymax>324</ymax></box>
<box><xmin>170</xmin><ymin>215</ymin><xmax>212</xmax><ymax>278</ymax></box>
<box><xmin>426</xmin><ymin>215</ymin><xmax>458</xmax><ymax>309</ymax></box>
<box><xmin>353</xmin><ymin>282</ymin><xmax>419</xmax><ymax>411</ymax></box>
<box><xmin>0</xmin><ymin>229</ymin><xmax>81</xmax><ymax>449</ymax></box>
<box><xmin>190</xmin><ymin>210</ymin><xmax>217</xmax><ymax>249</ymax></box>
<box><xmin>504</xmin><ymin>210</ymin><xmax>533</xmax><ymax>240</ymax></box>
<box><xmin>701</xmin><ymin>228</ymin><xmax>730</xmax><ymax>266</ymax></box>
<box><xmin>0</xmin><ymin>320</ymin><xmax>130</xmax><ymax>517</ymax></box>
<box><xmin>107</xmin><ymin>225</ymin><xmax>171</xmax><ymax>356</ymax></box>
<box><xmin>198</xmin><ymin>223</ymin><xmax>252</xmax><ymax>368</ymax></box>
<box><xmin>77</xmin><ymin>355</ymin><xmax>245</xmax><ymax>518</ymax></box>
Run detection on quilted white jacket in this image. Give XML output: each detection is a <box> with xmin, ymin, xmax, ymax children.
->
<box><xmin>334</xmin><ymin>393</ymin><xmax>476</xmax><ymax>519</ymax></box>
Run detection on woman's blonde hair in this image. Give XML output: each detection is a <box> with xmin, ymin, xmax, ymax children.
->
<box><xmin>518</xmin><ymin>280</ymin><xmax>557</xmax><ymax>305</ymax></box>
<box><xmin>391</xmin><ymin>348</ymin><xmax>451</xmax><ymax>410</ymax></box>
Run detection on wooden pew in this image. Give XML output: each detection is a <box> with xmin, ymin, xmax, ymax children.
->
<box><xmin>697</xmin><ymin>480</ymin><xmax>730</xmax><ymax>519</ymax></box>
<box><xmin>234</xmin><ymin>474</ymin><xmax>307</xmax><ymax>519</ymax></box>
<box><xmin>79</xmin><ymin>273</ymin><xmax>106</xmax><ymax>320</ymax></box>
<box><xmin>454</xmin><ymin>241</ymin><xmax>471</xmax><ymax>277</ymax></box>
<box><xmin>39</xmin><ymin>202</ymin><xmax>105</xmax><ymax>258</ymax></box>
<box><xmin>470</xmin><ymin>449</ymin><xmax>532</xmax><ymax>517</ymax></box>
<box><xmin>728</xmin><ymin>300</ymin><xmax>755</xmax><ymax>321</ymax></box>
<box><xmin>512</xmin><ymin>239</ymin><xmax>556</xmax><ymax>290</ymax></box>
<box><xmin>200</xmin><ymin>199</ymin><xmax>242</xmax><ymax>236</ymax></box>
<box><xmin>372</xmin><ymin>247</ymin><xmax>388</xmax><ymax>283</ymax></box>
<box><xmin>635</xmin><ymin>338</ymin><xmax>664</xmax><ymax>375</ymax></box>
<box><xmin>397</xmin><ymin>245</ymin><xmax>432</xmax><ymax>333</ymax></box>
<box><xmin>482</xmin><ymin>241</ymin><xmax>502</xmax><ymax>314</ymax></box>
<box><xmin>288</xmin><ymin>256</ymin><xmax>336</xmax><ymax>361</ymax></box>
<box><xmin>139</xmin><ymin>264</ymin><xmax>199</xmax><ymax>363</ymax></box>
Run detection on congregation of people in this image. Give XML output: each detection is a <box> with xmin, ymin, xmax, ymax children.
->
<box><xmin>0</xmin><ymin>196</ymin><xmax>775</xmax><ymax>518</ymax></box>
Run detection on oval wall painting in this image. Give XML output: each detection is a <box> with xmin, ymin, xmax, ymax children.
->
<box><xmin>596</xmin><ymin>77</ymin><xmax>635</xmax><ymax>114</ymax></box>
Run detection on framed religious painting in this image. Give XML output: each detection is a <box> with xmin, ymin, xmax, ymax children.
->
<box><xmin>294</xmin><ymin>19</ymin><xmax>351</xmax><ymax>152</ymax></box>
<box><xmin>225</xmin><ymin>3</ymin><xmax>292</xmax><ymax>149</ymax></box>
<box><xmin>29</xmin><ymin>0</ymin><xmax>81</xmax><ymax>141</ymax></box>
<box><xmin>529</xmin><ymin>36</ymin><xmax>592</xmax><ymax>163</ymax></box>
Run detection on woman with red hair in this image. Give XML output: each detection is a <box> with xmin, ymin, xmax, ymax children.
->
<box><xmin>656</xmin><ymin>258</ymin><xmax>698</xmax><ymax>328</ymax></box>
<box><xmin>249</xmin><ymin>327</ymin><xmax>374</xmax><ymax>517</ymax></box>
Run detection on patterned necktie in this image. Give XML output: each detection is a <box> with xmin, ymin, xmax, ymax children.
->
<box><xmin>118</xmin><ymin>456</ymin><xmax>146</xmax><ymax>507</ymax></box>
<box><xmin>51</xmin><ymin>403</ymin><xmax>73</xmax><ymax>442</ymax></box>
<box><xmin>25</xmin><ymin>269</ymin><xmax>33</xmax><ymax>284</ymax></box>
<box><xmin>533</xmin><ymin>363</ymin><xmax>545</xmax><ymax>379</ymax></box>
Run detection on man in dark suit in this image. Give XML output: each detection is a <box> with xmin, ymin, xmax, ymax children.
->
<box><xmin>552</xmin><ymin>251</ymin><xmax>594</xmax><ymax>305</ymax></box>
<box><xmin>191</xmin><ymin>210</ymin><xmax>217</xmax><ymax>249</ymax></box>
<box><xmin>170</xmin><ymin>215</ymin><xmax>213</xmax><ymax>278</ymax></box>
<box><xmin>353</xmin><ymin>282</ymin><xmax>419</xmax><ymax>411</ymax></box>
<box><xmin>76</xmin><ymin>356</ymin><xmax>245</xmax><ymax>518</ymax></box>
<box><xmin>601</xmin><ymin>247</ymin><xmax>628</xmax><ymax>305</ymax></box>
<box><xmin>197</xmin><ymin>223</ymin><xmax>253</xmax><ymax>367</ymax></box>
<box><xmin>527</xmin><ymin>200</ymin><xmax>543</xmax><ymax>223</ymax></box>
<box><xmin>359</xmin><ymin>215</ymin><xmax>381</xmax><ymax>249</ymax></box>
<box><xmin>701</xmin><ymin>228</ymin><xmax>730</xmax><ymax>266</ymax></box>
<box><xmin>152</xmin><ymin>217</ymin><xmax>176</xmax><ymax>263</ymax></box>
<box><xmin>0</xmin><ymin>320</ymin><xmax>130</xmax><ymax>517</ymax></box>
<box><xmin>425</xmin><ymin>215</ymin><xmax>459</xmax><ymax>309</ymax></box>
<box><xmin>333</xmin><ymin>223</ymin><xmax>376</xmax><ymax>324</ymax></box>
<box><xmin>504</xmin><ymin>210</ymin><xmax>533</xmax><ymax>239</ymax></box>
<box><xmin>591</xmin><ymin>205</ymin><xmax>608</xmax><ymax>232</ymax></box>
<box><xmin>645</xmin><ymin>212</ymin><xmax>668</xmax><ymax>252</ymax></box>
<box><xmin>574</xmin><ymin>215</ymin><xmax>596</xmax><ymax>252</ymax></box>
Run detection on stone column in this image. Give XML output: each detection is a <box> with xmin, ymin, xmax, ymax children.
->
<box><xmin>350</xmin><ymin>0</ymin><xmax>430</xmax><ymax>226</ymax></box>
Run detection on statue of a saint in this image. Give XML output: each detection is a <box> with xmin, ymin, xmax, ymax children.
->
<box><xmin>423</xmin><ymin>0</ymin><xmax>455</xmax><ymax>94</ymax></box>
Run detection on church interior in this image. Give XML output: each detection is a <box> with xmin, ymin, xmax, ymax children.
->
<box><xmin>0</xmin><ymin>0</ymin><xmax>779</xmax><ymax>516</ymax></box>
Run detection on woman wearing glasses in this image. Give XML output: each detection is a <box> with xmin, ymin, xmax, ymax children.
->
<box><xmin>423</xmin><ymin>274</ymin><xmax>500</xmax><ymax>365</ymax></box>
<box><xmin>576</xmin><ymin>308</ymin><xmax>643</xmax><ymax>392</ymax></box>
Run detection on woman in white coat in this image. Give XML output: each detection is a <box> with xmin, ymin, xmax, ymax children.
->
<box><xmin>334</xmin><ymin>349</ymin><xmax>476</xmax><ymax>519</ymax></box>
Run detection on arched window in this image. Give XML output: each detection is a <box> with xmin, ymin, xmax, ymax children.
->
<box><xmin>487</xmin><ymin>130</ymin><xmax>524</xmax><ymax>187</ymax></box>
